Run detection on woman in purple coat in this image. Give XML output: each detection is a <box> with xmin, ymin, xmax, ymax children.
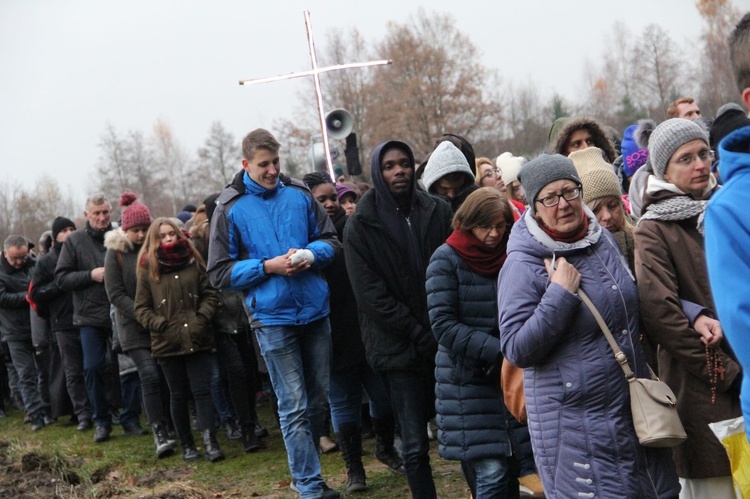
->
<box><xmin>497</xmin><ymin>154</ymin><xmax>679</xmax><ymax>499</ymax></box>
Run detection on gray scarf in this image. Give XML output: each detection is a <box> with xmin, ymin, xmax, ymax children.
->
<box><xmin>638</xmin><ymin>176</ymin><xmax>717</xmax><ymax>234</ymax></box>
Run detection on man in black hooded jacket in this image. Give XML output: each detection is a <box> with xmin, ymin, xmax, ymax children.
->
<box><xmin>344</xmin><ymin>140</ymin><xmax>452</xmax><ymax>499</ymax></box>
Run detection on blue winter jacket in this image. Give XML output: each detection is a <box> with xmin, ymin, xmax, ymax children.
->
<box><xmin>706</xmin><ymin>124</ymin><xmax>750</xmax><ymax>435</ymax></box>
<box><xmin>426</xmin><ymin>243</ymin><xmax>511</xmax><ymax>462</ymax></box>
<box><xmin>498</xmin><ymin>208</ymin><xmax>679</xmax><ymax>499</ymax></box>
<box><xmin>207</xmin><ymin>170</ymin><xmax>338</xmax><ymax>327</ymax></box>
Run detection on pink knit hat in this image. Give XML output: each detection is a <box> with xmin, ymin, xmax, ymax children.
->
<box><xmin>119</xmin><ymin>192</ymin><xmax>153</xmax><ymax>230</ymax></box>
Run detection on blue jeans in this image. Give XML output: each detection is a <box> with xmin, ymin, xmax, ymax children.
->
<box><xmin>254</xmin><ymin>318</ymin><xmax>331</xmax><ymax>499</ymax></box>
<box><xmin>119</xmin><ymin>370</ymin><xmax>142</xmax><ymax>428</ymax></box>
<box><xmin>79</xmin><ymin>326</ymin><xmax>112</xmax><ymax>426</ymax></box>
<box><xmin>462</xmin><ymin>457</ymin><xmax>519</xmax><ymax>499</ymax></box>
<box><xmin>382</xmin><ymin>369</ymin><xmax>437</xmax><ymax>499</ymax></box>
<box><xmin>329</xmin><ymin>361</ymin><xmax>392</xmax><ymax>432</ymax></box>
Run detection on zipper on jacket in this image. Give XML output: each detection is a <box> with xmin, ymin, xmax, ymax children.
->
<box><xmin>156</xmin><ymin>298</ymin><xmax>166</xmax><ymax>311</ymax></box>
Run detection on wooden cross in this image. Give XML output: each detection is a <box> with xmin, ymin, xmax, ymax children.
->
<box><xmin>239</xmin><ymin>10</ymin><xmax>392</xmax><ymax>181</ymax></box>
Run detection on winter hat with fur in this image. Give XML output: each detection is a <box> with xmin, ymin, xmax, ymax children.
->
<box><xmin>518</xmin><ymin>154</ymin><xmax>582</xmax><ymax>215</ymax></box>
<box><xmin>549</xmin><ymin>116</ymin><xmax>617</xmax><ymax>163</ymax></box>
<box><xmin>52</xmin><ymin>216</ymin><xmax>76</xmax><ymax>242</ymax></box>
<box><xmin>422</xmin><ymin>141</ymin><xmax>475</xmax><ymax>193</ymax></box>
<box><xmin>495</xmin><ymin>152</ymin><xmax>526</xmax><ymax>185</ymax></box>
<box><xmin>645</xmin><ymin>118</ymin><xmax>709</xmax><ymax>179</ymax></box>
<box><xmin>119</xmin><ymin>192</ymin><xmax>153</xmax><ymax>231</ymax></box>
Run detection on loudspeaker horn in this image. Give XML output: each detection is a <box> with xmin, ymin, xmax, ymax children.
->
<box><xmin>325</xmin><ymin>109</ymin><xmax>354</xmax><ymax>140</ymax></box>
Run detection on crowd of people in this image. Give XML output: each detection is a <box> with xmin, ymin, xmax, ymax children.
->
<box><xmin>2</xmin><ymin>12</ymin><xmax>750</xmax><ymax>499</ymax></box>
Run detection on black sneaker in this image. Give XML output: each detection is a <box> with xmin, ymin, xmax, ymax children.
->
<box><xmin>321</xmin><ymin>483</ymin><xmax>340</xmax><ymax>499</ymax></box>
<box><xmin>255</xmin><ymin>421</ymin><xmax>269</xmax><ymax>439</ymax></box>
<box><xmin>122</xmin><ymin>423</ymin><xmax>148</xmax><ymax>436</ymax></box>
<box><xmin>94</xmin><ymin>424</ymin><xmax>112</xmax><ymax>443</ymax></box>
<box><xmin>30</xmin><ymin>414</ymin><xmax>45</xmax><ymax>431</ymax></box>
<box><xmin>76</xmin><ymin>418</ymin><xmax>93</xmax><ymax>431</ymax></box>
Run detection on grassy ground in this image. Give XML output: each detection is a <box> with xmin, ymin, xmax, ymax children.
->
<box><xmin>0</xmin><ymin>402</ymin><xmax>469</xmax><ymax>498</ymax></box>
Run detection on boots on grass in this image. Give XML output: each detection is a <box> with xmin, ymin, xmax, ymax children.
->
<box><xmin>153</xmin><ymin>424</ymin><xmax>176</xmax><ymax>459</ymax></box>
<box><xmin>241</xmin><ymin>423</ymin><xmax>265</xmax><ymax>452</ymax></box>
<box><xmin>335</xmin><ymin>423</ymin><xmax>366</xmax><ymax>493</ymax></box>
<box><xmin>202</xmin><ymin>429</ymin><xmax>225</xmax><ymax>462</ymax></box>
<box><xmin>371</xmin><ymin>415</ymin><xmax>405</xmax><ymax>474</ymax></box>
<box><xmin>181</xmin><ymin>433</ymin><xmax>200</xmax><ymax>462</ymax></box>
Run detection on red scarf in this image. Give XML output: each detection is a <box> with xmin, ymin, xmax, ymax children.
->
<box><xmin>539</xmin><ymin>210</ymin><xmax>589</xmax><ymax>243</ymax></box>
<box><xmin>445</xmin><ymin>229</ymin><xmax>509</xmax><ymax>278</ymax></box>
<box><xmin>156</xmin><ymin>238</ymin><xmax>194</xmax><ymax>275</ymax></box>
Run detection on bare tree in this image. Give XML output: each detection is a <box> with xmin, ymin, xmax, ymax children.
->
<box><xmin>696</xmin><ymin>0</ymin><xmax>742</xmax><ymax>116</ymax></box>
<box><xmin>633</xmin><ymin>24</ymin><xmax>684</xmax><ymax>120</ymax></box>
<box><xmin>196</xmin><ymin>121</ymin><xmax>241</xmax><ymax>191</ymax></box>
<box><xmin>497</xmin><ymin>80</ymin><xmax>550</xmax><ymax>158</ymax></box>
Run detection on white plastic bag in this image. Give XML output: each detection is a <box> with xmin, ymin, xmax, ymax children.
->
<box><xmin>709</xmin><ymin>416</ymin><xmax>750</xmax><ymax>498</ymax></box>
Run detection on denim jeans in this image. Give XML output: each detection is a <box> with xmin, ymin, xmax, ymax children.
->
<box><xmin>118</xmin><ymin>370</ymin><xmax>142</xmax><ymax>428</ymax></box>
<box><xmin>158</xmin><ymin>351</ymin><xmax>214</xmax><ymax>443</ymax></box>
<box><xmin>329</xmin><ymin>361</ymin><xmax>392</xmax><ymax>432</ymax></box>
<box><xmin>210</xmin><ymin>353</ymin><xmax>234</xmax><ymax>423</ymax></box>
<box><xmin>254</xmin><ymin>317</ymin><xmax>331</xmax><ymax>499</ymax></box>
<box><xmin>462</xmin><ymin>457</ymin><xmax>519</xmax><ymax>499</ymax></box>
<box><xmin>79</xmin><ymin>326</ymin><xmax>112</xmax><ymax>426</ymax></box>
<box><xmin>128</xmin><ymin>347</ymin><xmax>169</xmax><ymax>426</ymax></box>
<box><xmin>382</xmin><ymin>369</ymin><xmax>437</xmax><ymax>499</ymax></box>
<box><xmin>6</xmin><ymin>339</ymin><xmax>45</xmax><ymax>417</ymax></box>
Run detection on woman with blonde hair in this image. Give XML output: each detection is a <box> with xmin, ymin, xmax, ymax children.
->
<box><xmin>134</xmin><ymin>217</ymin><xmax>221</xmax><ymax>462</ymax></box>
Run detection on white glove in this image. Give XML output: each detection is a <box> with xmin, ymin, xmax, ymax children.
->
<box><xmin>289</xmin><ymin>249</ymin><xmax>315</xmax><ymax>266</ymax></box>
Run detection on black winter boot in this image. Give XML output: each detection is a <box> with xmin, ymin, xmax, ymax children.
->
<box><xmin>153</xmin><ymin>424</ymin><xmax>176</xmax><ymax>459</ymax></box>
<box><xmin>180</xmin><ymin>433</ymin><xmax>200</xmax><ymax>462</ymax></box>
<box><xmin>371</xmin><ymin>415</ymin><xmax>405</xmax><ymax>474</ymax></box>
<box><xmin>335</xmin><ymin>423</ymin><xmax>366</xmax><ymax>493</ymax></box>
<box><xmin>241</xmin><ymin>423</ymin><xmax>264</xmax><ymax>452</ymax></box>
<box><xmin>202</xmin><ymin>429</ymin><xmax>225</xmax><ymax>462</ymax></box>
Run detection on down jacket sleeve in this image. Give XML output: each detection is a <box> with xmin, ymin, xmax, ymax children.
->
<box><xmin>30</xmin><ymin>255</ymin><xmax>63</xmax><ymax>305</ymax></box>
<box><xmin>497</xmin><ymin>258</ymin><xmax>581</xmax><ymax>368</ymax></box>
<box><xmin>55</xmin><ymin>238</ymin><xmax>94</xmax><ymax>292</ymax></box>
<box><xmin>104</xmin><ymin>250</ymin><xmax>136</xmax><ymax>321</ymax></box>
<box><xmin>134</xmin><ymin>271</ymin><xmax>167</xmax><ymax>333</ymax></box>
<box><xmin>426</xmin><ymin>247</ymin><xmax>500</xmax><ymax>367</ymax></box>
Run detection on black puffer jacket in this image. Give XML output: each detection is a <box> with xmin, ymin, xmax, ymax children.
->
<box><xmin>30</xmin><ymin>245</ymin><xmax>74</xmax><ymax>332</ymax></box>
<box><xmin>0</xmin><ymin>253</ymin><xmax>33</xmax><ymax>342</ymax></box>
<box><xmin>55</xmin><ymin>224</ymin><xmax>112</xmax><ymax>328</ymax></box>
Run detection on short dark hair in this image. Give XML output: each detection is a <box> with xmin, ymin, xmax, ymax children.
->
<box><xmin>730</xmin><ymin>13</ymin><xmax>750</xmax><ymax>93</ymax></box>
<box><xmin>242</xmin><ymin>128</ymin><xmax>280</xmax><ymax>161</ymax></box>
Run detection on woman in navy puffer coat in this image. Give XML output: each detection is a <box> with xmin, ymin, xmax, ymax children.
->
<box><xmin>497</xmin><ymin>155</ymin><xmax>679</xmax><ymax>499</ymax></box>
<box><xmin>427</xmin><ymin>188</ymin><xmax>527</xmax><ymax>498</ymax></box>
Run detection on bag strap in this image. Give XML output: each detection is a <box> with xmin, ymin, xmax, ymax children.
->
<box><xmin>577</xmin><ymin>289</ymin><xmax>636</xmax><ymax>380</ymax></box>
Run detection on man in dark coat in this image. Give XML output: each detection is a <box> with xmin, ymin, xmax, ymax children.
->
<box><xmin>31</xmin><ymin>217</ymin><xmax>92</xmax><ymax>430</ymax></box>
<box><xmin>344</xmin><ymin>140</ymin><xmax>452</xmax><ymax>499</ymax></box>
<box><xmin>55</xmin><ymin>194</ymin><xmax>116</xmax><ymax>442</ymax></box>
<box><xmin>0</xmin><ymin>235</ymin><xmax>47</xmax><ymax>430</ymax></box>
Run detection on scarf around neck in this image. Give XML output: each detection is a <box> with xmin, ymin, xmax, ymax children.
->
<box><xmin>85</xmin><ymin>221</ymin><xmax>111</xmax><ymax>242</ymax></box>
<box><xmin>539</xmin><ymin>209</ymin><xmax>589</xmax><ymax>243</ymax></box>
<box><xmin>446</xmin><ymin>229</ymin><xmax>508</xmax><ymax>278</ymax></box>
<box><xmin>156</xmin><ymin>238</ymin><xmax>193</xmax><ymax>275</ymax></box>
<box><xmin>639</xmin><ymin>175</ymin><xmax>718</xmax><ymax>234</ymax></box>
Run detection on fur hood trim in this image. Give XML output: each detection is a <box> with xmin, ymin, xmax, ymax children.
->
<box><xmin>550</xmin><ymin>116</ymin><xmax>617</xmax><ymax>163</ymax></box>
<box><xmin>104</xmin><ymin>227</ymin><xmax>134</xmax><ymax>253</ymax></box>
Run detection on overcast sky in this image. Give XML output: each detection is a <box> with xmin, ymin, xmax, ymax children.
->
<box><xmin>2</xmin><ymin>0</ymin><xmax>749</xmax><ymax>207</ymax></box>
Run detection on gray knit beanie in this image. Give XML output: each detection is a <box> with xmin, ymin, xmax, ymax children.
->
<box><xmin>519</xmin><ymin>154</ymin><xmax>582</xmax><ymax>215</ymax></box>
<box><xmin>422</xmin><ymin>141</ymin><xmax>475</xmax><ymax>193</ymax></box>
<box><xmin>648</xmin><ymin>118</ymin><xmax>710</xmax><ymax>179</ymax></box>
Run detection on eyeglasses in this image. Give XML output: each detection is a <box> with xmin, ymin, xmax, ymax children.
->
<box><xmin>475</xmin><ymin>222</ymin><xmax>511</xmax><ymax>234</ymax></box>
<box><xmin>535</xmin><ymin>187</ymin><xmax>581</xmax><ymax>207</ymax></box>
<box><xmin>481</xmin><ymin>168</ymin><xmax>500</xmax><ymax>179</ymax></box>
<box><xmin>672</xmin><ymin>149</ymin><xmax>715</xmax><ymax>167</ymax></box>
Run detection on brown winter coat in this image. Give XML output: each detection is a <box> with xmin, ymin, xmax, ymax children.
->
<box><xmin>634</xmin><ymin>189</ymin><xmax>741</xmax><ymax>479</ymax></box>
<box><xmin>134</xmin><ymin>262</ymin><xmax>217</xmax><ymax>358</ymax></box>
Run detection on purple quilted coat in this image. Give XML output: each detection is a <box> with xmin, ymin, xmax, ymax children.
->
<box><xmin>497</xmin><ymin>209</ymin><xmax>679</xmax><ymax>499</ymax></box>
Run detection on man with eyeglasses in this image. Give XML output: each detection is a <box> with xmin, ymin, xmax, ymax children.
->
<box><xmin>55</xmin><ymin>193</ymin><xmax>117</xmax><ymax>443</ymax></box>
<box><xmin>0</xmin><ymin>235</ymin><xmax>50</xmax><ymax>430</ymax></box>
<box><xmin>634</xmin><ymin>118</ymin><xmax>741</xmax><ymax>495</ymax></box>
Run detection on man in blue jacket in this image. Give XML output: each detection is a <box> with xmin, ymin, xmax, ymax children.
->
<box><xmin>208</xmin><ymin>128</ymin><xmax>340</xmax><ymax>499</ymax></box>
<box><xmin>705</xmin><ymin>12</ymin><xmax>750</xmax><ymax>440</ymax></box>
